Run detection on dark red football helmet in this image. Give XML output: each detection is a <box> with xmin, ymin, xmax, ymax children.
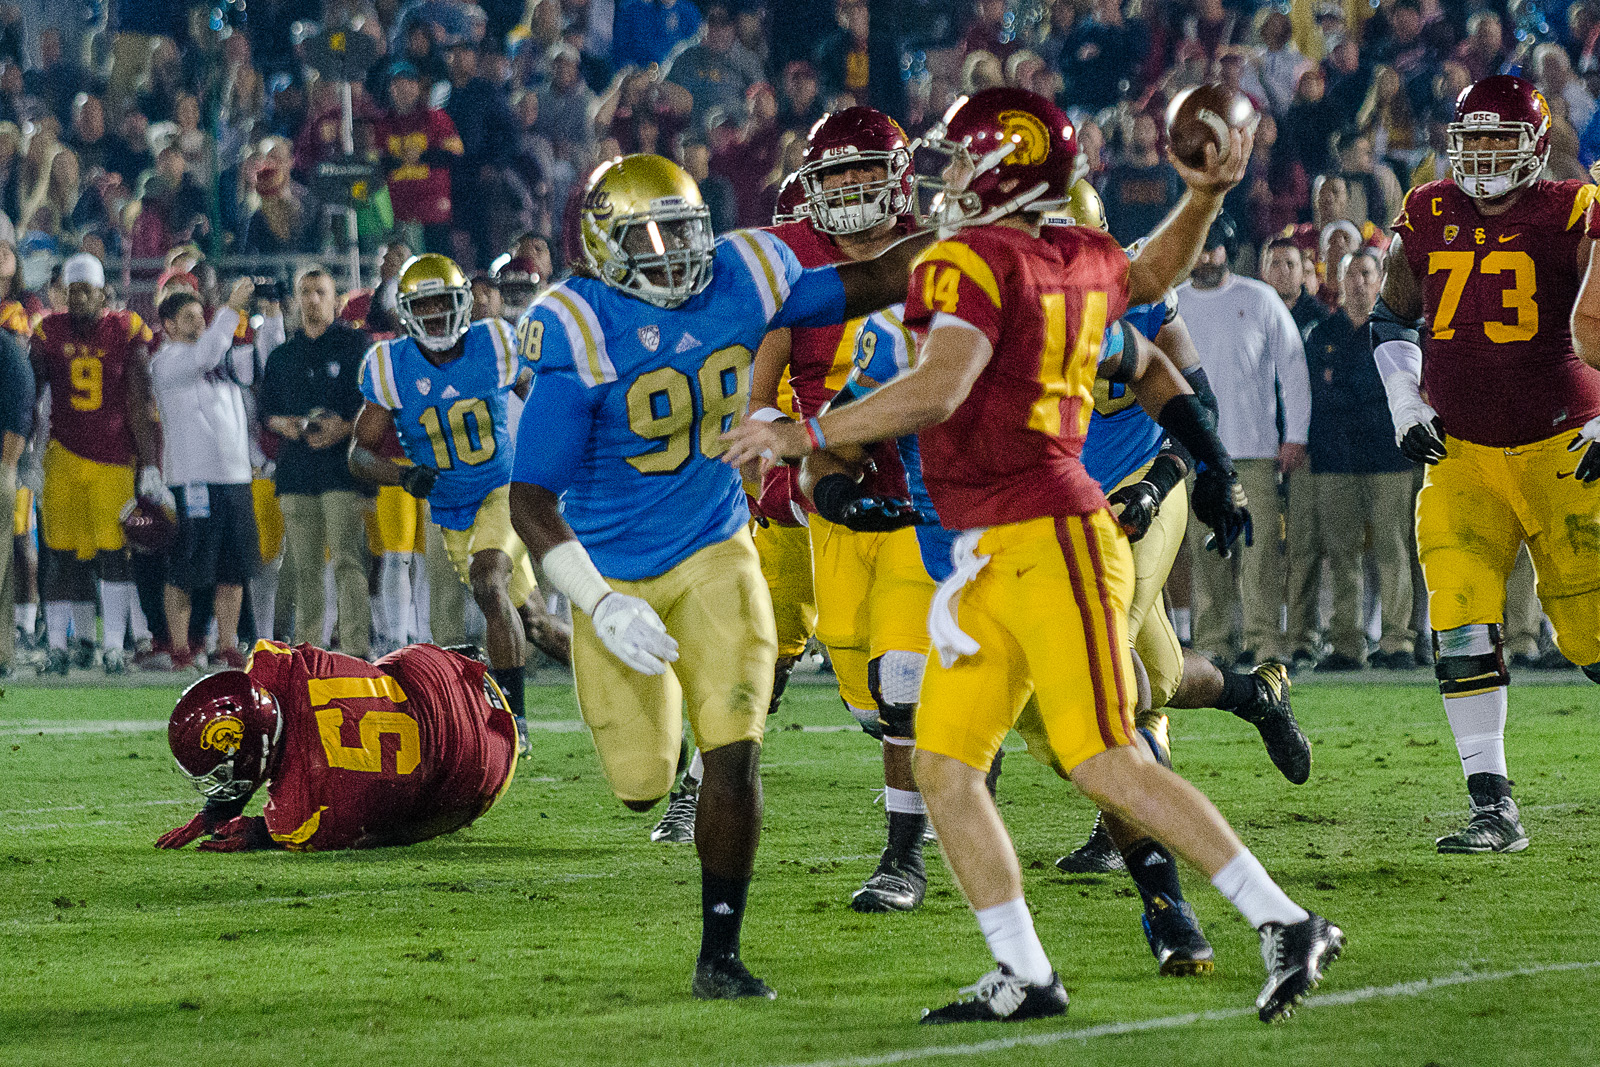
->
<box><xmin>796</xmin><ymin>106</ymin><xmax>913</xmax><ymax>235</ymax></box>
<box><xmin>168</xmin><ymin>670</ymin><xmax>282</xmax><ymax>801</ymax></box>
<box><xmin>919</xmin><ymin>87</ymin><xmax>1085</xmax><ymax>227</ymax></box>
<box><xmin>772</xmin><ymin>171</ymin><xmax>809</xmax><ymax>225</ymax></box>
<box><xmin>490</xmin><ymin>253</ymin><xmax>543</xmax><ymax>318</ymax></box>
<box><xmin>120</xmin><ymin>496</ymin><xmax>177</xmax><ymax>554</ymax></box>
<box><xmin>1447</xmin><ymin>74</ymin><xmax>1550</xmax><ymax>201</ymax></box>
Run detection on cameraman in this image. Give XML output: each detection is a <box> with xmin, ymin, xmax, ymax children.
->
<box><xmin>150</xmin><ymin>277</ymin><xmax>259</xmax><ymax>668</ymax></box>
<box><xmin>259</xmin><ymin>268</ymin><xmax>373</xmax><ymax>657</ymax></box>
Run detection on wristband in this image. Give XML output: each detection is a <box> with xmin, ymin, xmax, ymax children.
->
<box><xmin>803</xmin><ymin>417</ymin><xmax>826</xmax><ymax>451</ymax></box>
<box><xmin>1145</xmin><ymin>453</ymin><xmax>1187</xmax><ymax>499</ymax></box>
<box><xmin>539</xmin><ymin>539</ymin><xmax>613</xmax><ymax>617</ymax></box>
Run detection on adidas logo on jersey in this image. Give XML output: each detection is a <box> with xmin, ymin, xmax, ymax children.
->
<box><xmin>442</xmin><ymin>384</ymin><xmax>460</xmax><ymax>399</ymax></box>
<box><xmin>675</xmin><ymin>332</ymin><xmax>701</xmax><ymax>353</ymax></box>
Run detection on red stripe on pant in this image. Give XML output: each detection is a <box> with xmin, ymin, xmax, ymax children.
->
<box><xmin>1079</xmin><ymin>513</ymin><xmax>1136</xmax><ymax>743</ymax></box>
<box><xmin>1057</xmin><ymin>514</ymin><xmax>1119</xmax><ymax>750</ymax></box>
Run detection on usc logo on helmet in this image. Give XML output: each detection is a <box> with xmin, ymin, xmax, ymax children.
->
<box><xmin>997</xmin><ymin>110</ymin><xmax>1051</xmax><ymax>166</ymax></box>
<box><xmin>200</xmin><ymin>716</ymin><xmax>245</xmax><ymax>755</ymax></box>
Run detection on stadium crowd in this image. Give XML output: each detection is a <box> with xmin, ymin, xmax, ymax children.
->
<box><xmin>1</xmin><ymin>0</ymin><xmax>1591</xmax><ymax>681</ymax></box>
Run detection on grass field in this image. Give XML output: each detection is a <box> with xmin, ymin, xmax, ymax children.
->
<box><xmin>2</xmin><ymin>678</ymin><xmax>1598</xmax><ymax>1067</ymax></box>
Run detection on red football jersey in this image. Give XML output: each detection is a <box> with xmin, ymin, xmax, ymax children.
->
<box><xmin>903</xmin><ymin>224</ymin><xmax>1130</xmax><ymax>530</ymax></box>
<box><xmin>31</xmin><ymin>310</ymin><xmax>153</xmax><ymax>465</ymax></box>
<box><xmin>761</xmin><ymin>219</ymin><xmax>907</xmax><ymax>521</ymax></box>
<box><xmin>375</xmin><ymin>108</ymin><xmax>463</xmax><ymax>226</ymax></box>
<box><xmin>247</xmin><ymin>641</ymin><xmax>516</xmax><ymax>851</ymax></box>
<box><xmin>1395</xmin><ymin>179</ymin><xmax>1600</xmax><ymax>448</ymax></box>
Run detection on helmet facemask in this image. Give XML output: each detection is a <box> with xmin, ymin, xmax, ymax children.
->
<box><xmin>916</xmin><ymin>130</ymin><xmax>1085</xmax><ymax>233</ymax></box>
<box><xmin>399</xmin><ymin>285</ymin><xmax>473</xmax><ymax>352</ymax></box>
<box><xmin>1447</xmin><ymin>117</ymin><xmax>1547</xmax><ymax>200</ymax></box>
<box><xmin>797</xmin><ymin>149</ymin><xmax>910</xmax><ymax>235</ymax></box>
<box><xmin>175</xmin><ymin>690</ymin><xmax>283</xmax><ymax>802</ymax></box>
<box><xmin>587</xmin><ymin>203</ymin><xmax>715</xmax><ymax>309</ymax></box>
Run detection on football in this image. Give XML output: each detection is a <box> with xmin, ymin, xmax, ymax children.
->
<box><xmin>1165</xmin><ymin>83</ymin><xmax>1258</xmax><ymax>170</ymax></box>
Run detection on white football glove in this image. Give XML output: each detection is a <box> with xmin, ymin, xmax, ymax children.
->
<box><xmin>1569</xmin><ymin>414</ymin><xmax>1600</xmax><ymax>484</ymax></box>
<box><xmin>591</xmin><ymin>593</ymin><xmax>679</xmax><ymax>676</ymax></box>
<box><xmin>138</xmin><ymin>465</ymin><xmax>177</xmax><ymax>517</ymax></box>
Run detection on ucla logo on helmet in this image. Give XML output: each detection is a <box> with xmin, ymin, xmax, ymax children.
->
<box><xmin>200</xmin><ymin>715</ymin><xmax>245</xmax><ymax>755</ymax></box>
<box><xmin>584</xmin><ymin>186</ymin><xmax>613</xmax><ymax>220</ymax></box>
<box><xmin>997</xmin><ymin>110</ymin><xmax>1051</xmax><ymax>166</ymax></box>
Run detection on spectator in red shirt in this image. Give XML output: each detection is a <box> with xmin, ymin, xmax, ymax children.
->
<box><xmin>375</xmin><ymin>63</ymin><xmax>464</xmax><ymax>256</ymax></box>
<box><xmin>963</xmin><ymin>0</ymin><xmax>1019</xmax><ymax>61</ymax></box>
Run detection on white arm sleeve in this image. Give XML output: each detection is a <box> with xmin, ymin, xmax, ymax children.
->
<box><xmin>539</xmin><ymin>539</ymin><xmax>613</xmax><ymax>617</ymax></box>
<box><xmin>1374</xmin><ymin>339</ymin><xmax>1434</xmax><ymax>436</ymax></box>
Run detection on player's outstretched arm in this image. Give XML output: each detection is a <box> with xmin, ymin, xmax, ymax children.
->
<box><xmin>1126</xmin><ymin>129</ymin><xmax>1252</xmax><ymax>307</ymax></box>
<box><xmin>833</xmin><ymin>229</ymin><xmax>940</xmax><ymax>320</ymax></box>
<box><xmin>720</xmin><ymin>324</ymin><xmax>992</xmax><ymax>467</ymax></box>
<box><xmin>1368</xmin><ymin>235</ymin><xmax>1445</xmax><ymax>464</ymax></box>
<box><xmin>348</xmin><ymin>402</ymin><xmax>438</xmax><ymax>498</ymax></box>
<box><xmin>155</xmin><ymin>795</ymin><xmax>249</xmax><ymax>849</ymax></box>
<box><xmin>1572</xmin><ymin>225</ymin><xmax>1600</xmax><ymax>371</ymax></box>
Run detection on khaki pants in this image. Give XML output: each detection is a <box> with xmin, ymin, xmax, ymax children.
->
<box><xmin>0</xmin><ymin>465</ymin><xmax>14</xmax><ymax>669</ymax></box>
<box><xmin>1314</xmin><ymin>471</ymin><xmax>1416</xmax><ymax>661</ymax></box>
<box><xmin>1284</xmin><ymin>468</ymin><xmax>1322</xmax><ymax>655</ymax></box>
<box><xmin>279</xmin><ymin>491</ymin><xmax>371</xmax><ymax>657</ymax></box>
<box><xmin>1189</xmin><ymin>458</ymin><xmax>1288</xmax><ymax>660</ymax></box>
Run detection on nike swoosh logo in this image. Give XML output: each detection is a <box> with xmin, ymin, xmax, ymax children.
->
<box><xmin>1556</xmin><ymin>469</ymin><xmax>1576</xmax><ymax>479</ymax></box>
<box><xmin>1498</xmin><ymin>233</ymin><xmax>1519</xmax><ymax>242</ymax></box>
<box><xmin>1461</xmin><ymin>751</ymin><xmax>1482</xmax><ymax>760</ymax></box>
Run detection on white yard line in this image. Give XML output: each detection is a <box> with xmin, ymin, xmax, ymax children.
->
<box><xmin>765</xmin><ymin>960</ymin><xmax>1600</xmax><ymax>1067</ymax></box>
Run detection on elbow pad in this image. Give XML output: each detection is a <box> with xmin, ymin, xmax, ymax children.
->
<box><xmin>1368</xmin><ymin>296</ymin><xmax>1423</xmax><ymax>349</ymax></box>
<box><xmin>1180</xmin><ymin>365</ymin><xmax>1218</xmax><ymax>422</ymax></box>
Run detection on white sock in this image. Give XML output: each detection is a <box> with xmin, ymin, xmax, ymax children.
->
<box><xmin>1444</xmin><ymin>687</ymin><xmax>1509</xmax><ymax>779</ymax></box>
<box><xmin>1211</xmin><ymin>851</ymin><xmax>1309</xmax><ymax>929</ymax></box>
<box><xmin>410</xmin><ymin>555</ymin><xmax>432</xmax><ymax>643</ymax></box>
<box><xmin>687</xmin><ymin>748</ymin><xmax>704</xmax><ymax>783</ymax></box>
<box><xmin>16</xmin><ymin>602</ymin><xmax>36</xmax><ymax>634</ymax></box>
<box><xmin>252</xmin><ymin>558</ymin><xmax>280</xmax><ymax>643</ymax></box>
<box><xmin>884</xmin><ymin>785</ymin><xmax>927</xmax><ymax>815</ymax></box>
<box><xmin>974</xmin><ymin>897</ymin><xmax>1053</xmax><ymax>985</ymax></box>
<box><xmin>321</xmin><ymin>562</ymin><xmax>337</xmax><ymax>646</ymax></box>
<box><xmin>98</xmin><ymin>581</ymin><xmax>134</xmax><ymax>653</ymax></box>
<box><xmin>129</xmin><ymin>592</ymin><xmax>151</xmax><ymax>643</ymax></box>
<box><xmin>72</xmin><ymin>601</ymin><xmax>97</xmax><ymax>645</ymax></box>
<box><xmin>45</xmin><ymin>601</ymin><xmax>71</xmax><ymax>650</ymax></box>
<box><xmin>381</xmin><ymin>552</ymin><xmax>414</xmax><ymax>647</ymax></box>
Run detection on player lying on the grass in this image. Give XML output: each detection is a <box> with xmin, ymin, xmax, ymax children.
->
<box><xmin>723</xmin><ymin>87</ymin><xmax>1342</xmax><ymax>1025</ymax></box>
<box><xmin>1373</xmin><ymin>74</ymin><xmax>1600</xmax><ymax>855</ymax></box>
<box><xmin>349</xmin><ymin>253</ymin><xmax>571</xmax><ymax>756</ymax></box>
<box><xmin>156</xmin><ymin>641</ymin><xmax>517</xmax><ymax>851</ymax></box>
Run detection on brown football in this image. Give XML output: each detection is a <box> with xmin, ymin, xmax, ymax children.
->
<box><xmin>1165</xmin><ymin>84</ymin><xmax>1258</xmax><ymax>170</ymax></box>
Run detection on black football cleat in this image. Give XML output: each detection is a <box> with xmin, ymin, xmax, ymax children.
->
<box><xmin>41</xmin><ymin>647</ymin><xmax>69</xmax><ymax>676</ymax></box>
<box><xmin>692</xmin><ymin>953</ymin><xmax>776</xmax><ymax>1000</ymax></box>
<box><xmin>650</xmin><ymin>786</ymin><xmax>698</xmax><ymax>843</ymax></box>
<box><xmin>1435</xmin><ymin>797</ymin><xmax>1528</xmax><ymax>854</ymax></box>
<box><xmin>1055</xmin><ymin>812</ymin><xmax>1125</xmax><ymax>874</ymax></box>
<box><xmin>1142</xmin><ymin>895</ymin><xmax>1215</xmax><ymax>977</ymax></box>
<box><xmin>1239</xmin><ymin>662</ymin><xmax>1312</xmax><ymax>784</ymax></box>
<box><xmin>920</xmin><ymin>965</ymin><xmax>1068</xmax><ymax>1024</ymax></box>
<box><xmin>849</xmin><ymin>852</ymin><xmax>926</xmax><ymax>913</ymax></box>
<box><xmin>1256</xmin><ymin>913</ymin><xmax>1344</xmax><ymax>1022</ymax></box>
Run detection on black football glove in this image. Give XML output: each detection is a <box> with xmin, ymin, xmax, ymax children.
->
<box><xmin>838</xmin><ymin>496</ymin><xmax>927</xmax><ymax>533</ymax></box>
<box><xmin>1191</xmin><ymin>466</ymin><xmax>1254</xmax><ymax>558</ymax></box>
<box><xmin>400</xmin><ymin>464</ymin><xmax>439</xmax><ymax>499</ymax></box>
<box><xmin>1568</xmin><ymin>416</ymin><xmax>1600</xmax><ymax>483</ymax></box>
<box><xmin>1399</xmin><ymin>415</ymin><xmax>1448</xmax><ymax>465</ymax></box>
<box><xmin>1107</xmin><ymin>479</ymin><xmax>1161</xmax><ymax>541</ymax></box>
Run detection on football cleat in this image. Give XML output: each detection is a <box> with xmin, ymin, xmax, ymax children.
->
<box><xmin>40</xmin><ymin>648</ymin><xmax>69</xmax><ymax>676</ymax></box>
<box><xmin>692</xmin><ymin>953</ymin><xmax>776</xmax><ymax>1000</ymax></box>
<box><xmin>1256</xmin><ymin>913</ymin><xmax>1344</xmax><ymax>1022</ymax></box>
<box><xmin>102</xmin><ymin>648</ymin><xmax>127</xmax><ymax>675</ymax></box>
<box><xmin>71</xmin><ymin>639</ymin><xmax>97</xmax><ymax>671</ymax></box>
<box><xmin>920</xmin><ymin>965</ymin><xmax>1068</xmax><ymax>1025</ymax></box>
<box><xmin>1435</xmin><ymin>796</ymin><xmax>1529</xmax><ymax>854</ymax></box>
<box><xmin>1141</xmin><ymin>895</ymin><xmax>1215</xmax><ymax>977</ymax></box>
<box><xmin>1055</xmin><ymin>812</ymin><xmax>1125</xmax><ymax>874</ymax></box>
<box><xmin>514</xmin><ymin>715</ymin><xmax>531</xmax><ymax>757</ymax></box>
<box><xmin>1239</xmin><ymin>662</ymin><xmax>1312</xmax><ymax>785</ymax></box>
<box><xmin>849</xmin><ymin>852</ymin><xmax>926</xmax><ymax>913</ymax></box>
<box><xmin>650</xmin><ymin>786</ymin><xmax>698</xmax><ymax>843</ymax></box>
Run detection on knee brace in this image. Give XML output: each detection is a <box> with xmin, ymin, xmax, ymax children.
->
<box><xmin>868</xmin><ymin>650</ymin><xmax>925</xmax><ymax>742</ymax></box>
<box><xmin>1433</xmin><ymin>624</ymin><xmax>1509</xmax><ymax>695</ymax></box>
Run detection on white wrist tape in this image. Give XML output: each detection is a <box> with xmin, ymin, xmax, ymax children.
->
<box><xmin>539</xmin><ymin>539</ymin><xmax>613</xmax><ymax>617</ymax></box>
<box><xmin>749</xmin><ymin>406</ymin><xmax>786</xmax><ymax>424</ymax></box>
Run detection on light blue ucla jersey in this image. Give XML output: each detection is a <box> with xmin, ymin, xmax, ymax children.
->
<box><xmin>512</xmin><ymin>230</ymin><xmax>847</xmax><ymax>580</ymax></box>
<box><xmin>1081</xmin><ymin>294</ymin><xmax>1173</xmax><ymax>494</ymax></box>
<box><xmin>842</xmin><ymin>303</ymin><xmax>958</xmax><ymax>582</ymax></box>
<box><xmin>359</xmin><ymin>317</ymin><xmax>528</xmax><ymax>531</ymax></box>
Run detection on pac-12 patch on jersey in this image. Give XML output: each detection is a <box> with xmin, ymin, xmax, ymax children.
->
<box><xmin>359</xmin><ymin>317</ymin><xmax>528</xmax><ymax>531</ymax></box>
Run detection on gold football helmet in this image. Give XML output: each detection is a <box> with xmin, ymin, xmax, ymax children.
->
<box><xmin>580</xmin><ymin>154</ymin><xmax>715</xmax><ymax>308</ymax></box>
<box><xmin>1044</xmin><ymin>178</ymin><xmax>1106</xmax><ymax>231</ymax></box>
<box><xmin>397</xmin><ymin>253</ymin><xmax>473</xmax><ymax>352</ymax></box>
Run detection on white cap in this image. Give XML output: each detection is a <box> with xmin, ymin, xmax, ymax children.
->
<box><xmin>62</xmin><ymin>253</ymin><xmax>105</xmax><ymax>289</ymax></box>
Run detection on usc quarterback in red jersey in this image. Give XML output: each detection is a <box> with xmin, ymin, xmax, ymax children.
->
<box><xmin>1372</xmin><ymin>74</ymin><xmax>1600</xmax><ymax>855</ymax></box>
<box><xmin>156</xmin><ymin>642</ymin><xmax>517</xmax><ymax>852</ymax></box>
<box><xmin>723</xmin><ymin>86</ymin><xmax>1341</xmax><ymax>1025</ymax></box>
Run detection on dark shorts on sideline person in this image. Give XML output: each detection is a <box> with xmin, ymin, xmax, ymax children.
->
<box><xmin>170</xmin><ymin>483</ymin><xmax>261</xmax><ymax>592</ymax></box>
